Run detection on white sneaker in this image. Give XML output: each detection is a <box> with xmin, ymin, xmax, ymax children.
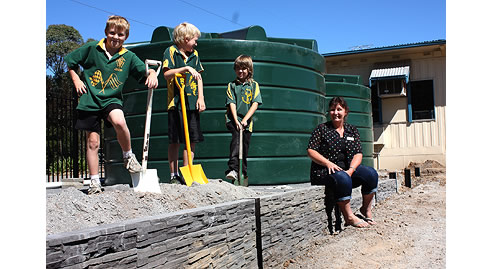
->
<box><xmin>226</xmin><ymin>170</ymin><xmax>238</xmax><ymax>181</ymax></box>
<box><xmin>88</xmin><ymin>181</ymin><xmax>103</xmax><ymax>195</ymax></box>
<box><xmin>123</xmin><ymin>153</ymin><xmax>142</xmax><ymax>173</ymax></box>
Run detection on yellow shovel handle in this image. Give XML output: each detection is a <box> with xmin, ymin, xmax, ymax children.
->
<box><xmin>175</xmin><ymin>73</ymin><xmax>193</xmax><ymax>167</ymax></box>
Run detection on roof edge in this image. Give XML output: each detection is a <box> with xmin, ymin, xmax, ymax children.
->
<box><xmin>322</xmin><ymin>39</ymin><xmax>446</xmax><ymax>57</ymax></box>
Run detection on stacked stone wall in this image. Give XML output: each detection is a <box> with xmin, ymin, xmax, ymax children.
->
<box><xmin>46</xmin><ymin>179</ymin><xmax>396</xmax><ymax>268</ymax></box>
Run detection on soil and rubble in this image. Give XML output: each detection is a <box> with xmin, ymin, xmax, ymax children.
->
<box><xmin>286</xmin><ymin>160</ymin><xmax>446</xmax><ymax>268</ymax></box>
<box><xmin>46</xmin><ymin>179</ymin><xmax>267</xmax><ymax>235</ymax></box>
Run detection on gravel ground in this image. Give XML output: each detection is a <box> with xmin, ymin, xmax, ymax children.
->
<box><xmin>285</xmin><ymin>161</ymin><xmax>446</xmax><ymax>269</ymax></box>
<box><xmin>46</xmin><ymin>161</ymin><xmax>445</xmax><ymax>268</ymax></box>
<box><xmin>46</xmin><ymin>179</ymin><xmax>267</xmax><ymax>235</ymax></box>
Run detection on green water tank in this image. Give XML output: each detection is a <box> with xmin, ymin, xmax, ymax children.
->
<box><xmin>324</xmin><ymin>74</ymin><xmax>374</xmax><ymax>167</ymax></box>
<box><xmin>104</xmin><ymin>25</ymin><xmax>327</xmax><ymax>185</ymax></box>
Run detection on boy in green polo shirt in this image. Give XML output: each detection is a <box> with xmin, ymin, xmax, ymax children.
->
<box><xmin>225</xmin><ymin>55</ymin><xmax>262</xmax><ymax>182</ymax></box>
<box><xmin>162</xmin><ymin>22</ymin><xmax>205</xmax><ymax>185</ymax></box>
<box><xmin>65</xmin><ymin>15</ymin><xmax>158</xmax><ymax>194</ymax></box>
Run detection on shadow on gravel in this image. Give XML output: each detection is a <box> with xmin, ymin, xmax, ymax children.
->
<box><xmin>324</xmin><ymin>187</ymin><xmax>342</xmax><ymax>234</ymax></box>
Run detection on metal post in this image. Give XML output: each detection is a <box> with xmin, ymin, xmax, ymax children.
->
<box><xmin>389</xmin><ymin>172</ymin><xmax>397</xmax><ymax>192</ymax></box>
<box><xmin>72</xmin><ymin>89</ymin><xmax>79</xmax><ymax>178</ymax></box>
<box><xmin>255</xmin><ymin>198</ymin><xmax>263</xmax><ymax>269</ymax></box>
<box><xmin>404</xmin><ymin>168</ymin><xmax>411</xmax><ymax>188</ymax></box>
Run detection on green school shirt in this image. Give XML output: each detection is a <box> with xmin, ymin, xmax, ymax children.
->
<box><xmin>162</xmin><ymin>45</ymin><xmax>204</xmax><ymax>111</ymax></box>
<box><xmin>225</xmin><ymin>79</ymin><xmax>263</xmax><ymax>132</ymax></box>
<box><xmin>64</xmin><ymin>39</ymin><xmax>147</xmax><ymax>111</ymax></box>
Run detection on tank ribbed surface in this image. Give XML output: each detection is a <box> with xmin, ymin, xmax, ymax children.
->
<box><xmin>324</xmin><ymin>74</ymin><xmax>374</xmax><ymax>167</ymax></box>
<box><xmin>104</xmin><ymin>26</ymin><xmax>373</xmax><ymax>185</ymax></box>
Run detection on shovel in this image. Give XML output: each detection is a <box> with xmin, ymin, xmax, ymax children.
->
<box><xmin>238</xmin><ymin>127</ymin><xmax>248</xmax><ymax>186</ymax></box>
<box><xmin>130</xmin><ymin>59</ymin><xmax>162</xmax><ymax>194</ymax></box>
<box><xmin>174</xmin><ymin>73</ymin><xmax>208</xmax><ymax>186</ymax></box>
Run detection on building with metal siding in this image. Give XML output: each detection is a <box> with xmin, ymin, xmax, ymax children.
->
<box><xmin>323</xmin><ymin>40</ymin><xmax>446</xmax><ymax>170</ymax></box>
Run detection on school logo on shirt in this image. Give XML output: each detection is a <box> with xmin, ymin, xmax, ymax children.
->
<box><xmin>242</xmin><ymin>87</ymin><xmax>253</xmax><ymax>104</ymax></box>
<box><xmin>114</xmin><ymin>57</ymin><xmax>125</xmax><ymax>71</ymax></box>
<box><xmin>89</xmin><ymin>70</ymin><xmax>123</xmax><ymax>94</ymax></box>
<box><xmin>89</xmin><ymin>70</ymin><xmax>103</xmax><ymax>86</ymax></box>
<box><xmin>177</xmin><ymin>75</ymin><xmax>198</xmax><ymax>96</ymax></box>
<box><xmin>188</xmin><ymin>75</ymin><xmax>197</xmax><ymax>96</ymax></box>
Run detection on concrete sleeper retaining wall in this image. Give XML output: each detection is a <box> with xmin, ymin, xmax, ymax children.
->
<box><xmin>46</xmin><ymin>178</ymin><xmax>396</xmax><ymax>268</ymax></box>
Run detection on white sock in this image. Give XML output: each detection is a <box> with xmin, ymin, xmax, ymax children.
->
<box><xmin>123</xmin><ymin>150</ymin><xmax>133</xmax><ymax>159</ymax></box>
<box><xmin>90</xmin><ymin>175</ymin><xmax>100</xmax><ymax>184</ymax></box>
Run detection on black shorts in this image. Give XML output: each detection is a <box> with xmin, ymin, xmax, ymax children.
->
<box><xmin>168</xmin><ymin>109</ymin><xmax>204</xmax><ymax>144</ymax></box>
<box><xmin>75</xmin><ymin>103</ymin><xmax>123</xmax><ymax>133</ymax></box>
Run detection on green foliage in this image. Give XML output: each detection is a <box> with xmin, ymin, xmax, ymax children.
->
<box><xmin>46</xmin><ymin>24</ymin><xmax>93</xmax><ymax>179</ymax></box>
<box><xmin>46</xmin><ymin>24</ymin><xmax>84</xmax><ymax>78</ymax></box>
<box><xmin>47</xmin><ymin>156</ymin><xmax>87</xmax><ymax>175</ymax></box>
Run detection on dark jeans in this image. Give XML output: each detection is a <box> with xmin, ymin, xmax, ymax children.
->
<box><xmin>324</xmin><ymin>165</ymin><xmax>378</xmax><ymax>202</ymax></box>
<box><xmin>225</xmin><ymin>121</ymin><xmax>252</xmax><ymax>176</ymax></box>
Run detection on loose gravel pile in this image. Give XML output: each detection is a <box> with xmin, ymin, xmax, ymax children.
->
<box><xmin>46</xmin><ymin>179</ymin><xmax>265</xmax><ymax>235</ymax></box>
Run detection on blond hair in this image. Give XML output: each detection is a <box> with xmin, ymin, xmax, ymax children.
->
<box><xmin>234</xmin><ymin>55</ymin><xmax>254</xmax><ymax>82</ymax></box>
<box><xmin>173</xmin><ymin>22</ymin><xmax>201</xmax><ymax>45</ymax></box>
<box><xmin>105</xmin><ymin>15</ymin><xmax>130</xmax><ymax>37</ymax></box>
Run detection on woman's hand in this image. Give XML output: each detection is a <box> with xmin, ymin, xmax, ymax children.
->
<box><xmin>344</xmin><ymin>168</ymin><xmax>354</xmax><ymax>177</ymax></box>
<box><xmin>307</xmin><ymin>149</ymin><xmax>342</xmax><ymax>174</ymax></box>
<box><xmin>326</xmin><ymin>161</ymin><xmax>342</xmax><ymax>174</ymax></box>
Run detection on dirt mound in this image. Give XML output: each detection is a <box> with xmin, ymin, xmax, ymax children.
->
<box><xmin>407</xmin><ymin>160</ymin><xmax>445</xmax><ymax>169</ymax></box>
<box><xmin>46</xmin><ymin>179</ymin><xmax>264</xmax><ymax>235</ymax></box>
<box><xmin>288</xmin><ymin>178</ymin><xmax>446</xmax><ymax>268</ymax></box>
<box><xmin>46</xmin><ymin>161</ymin><xmax>446</xmax><ymax>237</ymax></box>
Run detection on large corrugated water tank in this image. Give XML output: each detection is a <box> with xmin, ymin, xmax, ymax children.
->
<box><xmin>104</xmin><ymin>25</ymin><xmax>326</xmax><ymax>185</ymax></box>
<box><xmin>324</xmin><ymin>74</ymin><xmax>374</xmax><ymax>167</ymax></box>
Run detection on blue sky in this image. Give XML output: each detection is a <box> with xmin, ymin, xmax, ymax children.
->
<box><xmin>46</xmin><ymin>0</ymin><xmax>446</xmax><ymax>54</ymax></box>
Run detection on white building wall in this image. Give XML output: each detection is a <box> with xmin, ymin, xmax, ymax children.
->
<box><xmin>325</xmin><ymin>48</ymin><xmax>446</xmax><ymax>170</ymax></box>
<box><xmin>376</xmin><ymin>56</ymin><xmax>446</xmax><ymax>169</ymax></box>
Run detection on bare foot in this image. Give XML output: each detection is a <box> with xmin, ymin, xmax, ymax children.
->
<box><xmin>359</xmin><ymin>207</ymin><xmax>377</xmax><ymax>225</ymax></box>
<box><xmin>344</xmin><ymin>215</ymin><xmax>370</xmax><ymax>228</ymax></box>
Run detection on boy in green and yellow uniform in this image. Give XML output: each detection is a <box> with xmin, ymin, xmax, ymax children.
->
<box><xmin>65</xmin><ymin>15</ymin><xmax>158</xmax><ymax>194</ymax></box>
<box><xmin>225</xmin><ymin>55</ymin><xmax>262</xmax><ymax>182</ymax></box>
<box><xmin>162</xmin><ymin>22</ymin><xmax>205</xmax><ymax>184</ymax></box>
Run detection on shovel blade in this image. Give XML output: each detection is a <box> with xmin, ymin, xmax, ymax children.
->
<box><xmin>179</xmin><ymin>166</ymin><xmax>194</xmax><ymax>186</ymax></box>
<box><xmin>179</xmin><ymin>164</ymin><xmax>208</xmax><ymax>186</ymax></box>
<box><xmin>130</xmin><ymin>169</ymin><xmax>161</xmax><ymax>194</ymax></box>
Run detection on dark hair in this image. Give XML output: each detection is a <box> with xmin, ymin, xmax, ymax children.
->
<box><xmin>328</xmin><ymin>97</ymin><xmax>349</xmax><ymax>119</ymax></box>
